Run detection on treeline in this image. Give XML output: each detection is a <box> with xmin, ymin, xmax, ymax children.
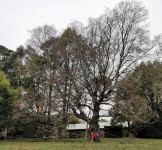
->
<box><xmin>0</xmin><ymin>1</ymin><xmax>162</xmax><ymax>139</ymax></box>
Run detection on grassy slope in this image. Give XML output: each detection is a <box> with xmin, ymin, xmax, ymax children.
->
<box><xmin>0</xmin><ymin>138</ymin><xmax>162</xmax><ymax>150</ymax></box>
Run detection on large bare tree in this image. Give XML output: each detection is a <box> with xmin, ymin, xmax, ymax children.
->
<box><xmin>69</xmin><ymin>1</ymin><xmax>159</xmax><ymax>132</ymax></box>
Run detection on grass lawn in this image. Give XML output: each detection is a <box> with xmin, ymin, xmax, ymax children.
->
<box><xmin>0</xmin><ymin>138</ymin><xmax>162</xmax><ymax>150</ymax></box>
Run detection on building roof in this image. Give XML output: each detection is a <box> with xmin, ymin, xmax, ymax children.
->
<box><xmin>67</xmin><ymin>117</ymin><xmax>128</xmax><ymax>130</ymax></box>
<box><xmin>67</xmin><ymin>122</ymin><xmax>112</xmax><ymax>130</ymax></box>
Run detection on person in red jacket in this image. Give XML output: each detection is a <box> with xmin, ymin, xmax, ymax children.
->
<box><xmin>91</xmin><ymin>131</ymin><xmax>96</xmax><ymax>142</ymax></box>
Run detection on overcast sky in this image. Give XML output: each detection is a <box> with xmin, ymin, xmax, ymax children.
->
<box><xmin>0</xmin><ymin>0</ymin><xmax>162</xmax><ymax>50</ymax></box>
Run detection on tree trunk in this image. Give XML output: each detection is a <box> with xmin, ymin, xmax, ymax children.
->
<box><xmin>85</xmin><ymin>122</ymin><xmax>89</xmax><ymax>141</ymax></box>
<box><xmin>89</xmin><ymin>101</ymin><xmax>100</xmax><ymax>133</ymax></box>
<box><xmin>62</xmin><ymin>85</ymin><xmax>67</xmax><ymax>125</ymax></box>
<box><xmin>157</xmin><ymin>109</ymin><xmax>162</xmax><ymax>121</ymax></box>
<box><xmin>61</xmin><ymin>79</ymin><xmax>68</xmax><ymax>138</ymax></box>
<box><xmin>4</xmin><ymin>126</ymin><xmax>8</xmax><ymax>140</ymax></box>
<box><xmin>127</xmin><ymin>120</ymin><xmax>131</xmax><ymax>136</ymax></box>
<box><xmin>48</xmin><ymin>85</ymin><xmax>52</xmax><ymax>122</ymax></box>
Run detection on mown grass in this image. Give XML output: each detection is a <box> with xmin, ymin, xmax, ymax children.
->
<box><xmin>0</xmin><ymin>138</ymin><xmax>162</xmax><ymax>150</ymax></box>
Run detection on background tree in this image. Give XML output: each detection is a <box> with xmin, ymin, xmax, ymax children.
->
<box><xmin>0</xmin><ymin>71</ymin><xmax>20</xmax><ymax>139</ymax></box>
<box><xmin>131</xmin><ymin>61</ymin><xmax>162</xmax><ymax>121</ymax></box>
<box><xmin>109</xmin><ymin>78</ymin><xmax>154</xmax><ymax>135</ymax></box>
<box><xmin>110</xmin><ymin>61</ymin><xmax>162</xmax><ymax>137</ymax></box>
<box><xmin>25</xmin><ymin>25</ymin><xmax>59</xmax><ymax>117</ymax></box>
<box><xmin>22</xmin><ymin>25</ymin><xmax>76</xmax><ymax>137</ymax></box>
<box><xmin>0</xmin><ymin>45</ymin><xmax>25</xmax><ymax>87</ymax></box>
<box><xmin>27</xmin><ymin>24</ymin><xmax>57</xmax><ymax>53</ymax></box>
<box><xmin>55</xmin><ymin>28</ymin><xmax>79</xmax><ymax>136</ymax></box>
